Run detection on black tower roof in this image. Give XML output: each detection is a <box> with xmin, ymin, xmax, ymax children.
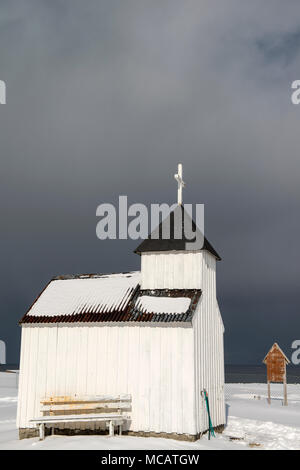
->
<box><xmin>134</xmin><ymin>205</ymin><xmax>221</xmax><ymax>260</ymax></box>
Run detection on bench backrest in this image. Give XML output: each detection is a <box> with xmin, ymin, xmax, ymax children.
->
<box><xmin>40</xmin><ymin>394</ymin><xmax>131</xmax><ymax>416</ymax></box>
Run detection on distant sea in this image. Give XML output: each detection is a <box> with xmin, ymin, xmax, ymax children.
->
<box><xmin>2</xmin><ymin>363</ymin><xmax>300</xmax><ymax>384</ymax></box>
<box><xmin>0</xmin><ymin>363</ymin><xmax>19</xmax><ymax>372</ymax></box>
<box><xmin>225</xmin><ymin>364</ymin><xmax>300</xmax><ymax>384</ymax></box>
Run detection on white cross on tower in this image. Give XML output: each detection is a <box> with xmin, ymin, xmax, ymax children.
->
<box><xmin>174</xmin><ymin>163</ymin><xmax>185</xmax><ymax>206</ymax></box>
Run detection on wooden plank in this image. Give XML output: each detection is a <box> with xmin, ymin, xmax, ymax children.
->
<box><xmin>41</xmin><ymin>402</ymin><xmax>131</xmax><ymax>412</ymax></box>
<box><xmin>41</xmin><ymin>394</ymin><xmax>131</xmax><ymax>404</ymax></box>
<box><xmin>109</xmin><ymin>421</ymin><xmax>114</xmax><ymax>436</ymax></box>
<box><xmin>16</xmin><ymin>327</ymin><xmax>28</xmax><ymax>428</ymax></box>
<box><xmin>264</xmin><ymin>343</ymin><xmax>289</xmax><ymax>383</ymax></box>
<box><xmin>32</xmin><ymin>416</ymin><xmax>125</xmax><ymax>422</ymax></box>
<box><xmin>283</xmin><ymin>376</ymin><xmax>288</xmax><ymax>406</ymax></box>
<box><xmin>30</xmin><ymin>413</ymin><xmax>126</xmax><ymax>423</ymax></box>
<box><xmin>26</xmin><ymin>327</ymin><xmax>38</xmax><ymax>430</ymax></box>
<box><xmin>39</xmin><ymin>423</ymin><xmax>45</xmax><ymax>440</ymax></box>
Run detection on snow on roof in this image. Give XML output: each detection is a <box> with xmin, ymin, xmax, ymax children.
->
<box><xmin>25</xmin><ymin>272</ymin><xmax>140</xmax><ymax>318</ymax></box>
<box><xmin>135</xmin><ymin>295</ymin><xmax>191</xmax><ymax>315</ymax></box>
<box><xmin>128</xmin><ymin>288</ymin><xmax>202</xmax><ymax>323</ymax></box>
<box><xmin>20</xmin><ymin>273</ymin><xmax>202</xmax><ymax>324</ymax></box>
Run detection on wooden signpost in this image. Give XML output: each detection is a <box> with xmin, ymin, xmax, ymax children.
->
<box><xmin>263</xmin><ymin>343</ymin><xmax>290</xmax><ymax>406</ymax></box>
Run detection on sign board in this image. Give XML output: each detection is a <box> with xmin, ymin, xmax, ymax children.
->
<box><xmin>263</xmin><ymin>343</ymin><xmax>290</xmax><ymax>405</ymax></box>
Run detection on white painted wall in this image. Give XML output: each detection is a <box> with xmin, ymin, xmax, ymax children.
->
<box><xmin>193</xmin><ymin>251</ymin><xmax>225</xmax><ymax>433</ymax></box>
<box><xmin>0</xmin><ymin>340</ymin><xmax>5</xmax><ymax>364</ymax></box>
<box><xmin>141</xmin><ymin>251</ymin><xmax>203</xmax><ymax>289</ymax></box>
<box><xmin>17</xmin><ymin>323</ymin><xmax>196</xmax><ymax>435</ymax></box>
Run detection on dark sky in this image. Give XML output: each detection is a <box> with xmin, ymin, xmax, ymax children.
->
<box><xmin>1</xmin><ymin>1</ymin><xmax>300</xmax><ymax>364</ymax></box>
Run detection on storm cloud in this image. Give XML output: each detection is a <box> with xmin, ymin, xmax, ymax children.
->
<box><xmin>1</xmin><ymin>0</ymin><xmax>300</xmax><ymax>364</ymax></box>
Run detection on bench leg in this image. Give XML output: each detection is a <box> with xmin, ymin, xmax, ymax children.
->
<box><xmin>39</xmin><ymin>423</ymin><xmax>45</xmax><ymax>441</ymax></box>
<box><xmin>119</xmin><ymin>424</ymin><xmax>122</xmax><ymax>436</ymax></box>
<box><xmin>109</xmin><ymin>421</ymin><xmax>114</xmax><ymax>437</ymax></box>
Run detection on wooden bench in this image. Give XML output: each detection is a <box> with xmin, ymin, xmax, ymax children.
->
<box><xmin>30</xmin><ymin>394</ymin><xmax>131</xmax><ymax>440</ymax></box>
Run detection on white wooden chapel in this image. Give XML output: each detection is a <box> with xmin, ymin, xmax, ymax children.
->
<box><xmin>17</xmin><ymin>164</ymin><xmax>225</xmax><ymax>440</ymax></box>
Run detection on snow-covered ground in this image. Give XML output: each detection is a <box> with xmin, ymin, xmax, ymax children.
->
<box><xmin>1</xmin><ymin>372</ymin><xmax>300</xmax><ymax>450</ymax></box>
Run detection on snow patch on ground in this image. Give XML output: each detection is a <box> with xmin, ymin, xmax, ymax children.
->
<box><xmin>0</xmin><ymin>397</ymin><xmax>18</xmax><ymax>402</ymax></box>
<box><xmin>224</xmin><ymin>416</ymin><xmax>300</xmax><ymax>450</ymax></box>
<box><xmin>1</xmin><ymin>372</ymin><xmax>300</xmax><ymax>450</ymax></box>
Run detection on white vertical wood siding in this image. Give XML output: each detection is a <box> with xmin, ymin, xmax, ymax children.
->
<box><xmin>0</xmin><ymin>340</ymin><xmax>5</xmax><ymax>364</ymax></box>
<box><xmin>193</xmin><ymin>251</ymin><xmax>225</xmax><ymax>433</ymax></box>
<box><xmin>141</xmin><ymin>251</ymin><xmax>203</xmax><ymax>289</ymax></box>
<box><xmin>17</xmin><ymin>323</ymin><xmax>196</xmax><ymax>436</ymax></box>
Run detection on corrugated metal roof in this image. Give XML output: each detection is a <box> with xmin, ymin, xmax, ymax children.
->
<box><xmin>20</xmin><ymin>272</ymin><xmax>201</xmax><ymax>324</ymax></box>
<box><xmin>128</xmin><ymin>288</ymin><xmax>201</xmax><ymax>323</ymax></box>
<box><xmin>20</xmin><ymin>272</ymin><xmax>140</xmax><ymax>323</ymax></box>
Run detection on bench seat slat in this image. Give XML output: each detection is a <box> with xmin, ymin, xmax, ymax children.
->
<box><xmin>41</xmin><ymin>402</ymin><xmax>130</xmax><ymax>412</ymax></box>
<box><xmin>30</xmin><ymin>413</ymin><xmax>127</xmax><ymax>423</ymax></box>
<box><xmin>41</xmin><ymin>394</ymin><xmax>131</xmax><ymax>404</ymax></box>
